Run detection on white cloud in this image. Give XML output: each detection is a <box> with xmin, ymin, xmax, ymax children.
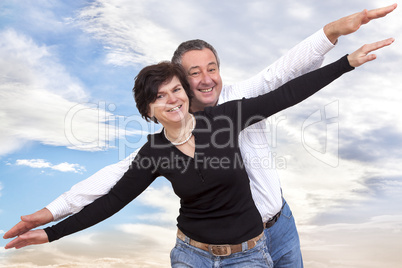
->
<box><xmin>300</xmin><ymin>215</ymin><xmax>402</xmax><ymax>268</ymax></box>
<box><xmin>52</xmin><ymin>162</ymin><xmax>86</xmax><ymax>173</ymax></box>
<box><xmin>15</xmin><ymin>159</ymin><xmax>86</xmax><ymax>174</ymax></box>
<box><xmin>0</xmin><ymin>28</ymin><xmax>87</xmax><ymax>100</ymax></box>
<box><xmin>2</xmin><ymin>228</ymin><xmax>172</xmax><ymax>267</ymax></box>
<box><xmin>15</xmin><ymin>159</ymin><xmax>51</xmax><ymax>169</ymax></box>
<box><xmin>75</xmin><ymin>0</ymin><xmax>183</xmax><ymax>66</ymax></box>
<box><xmin>117</xmin><ymin>223</ymin><xmax>176</xmax><ymax>248</ymax></box>
<box><xmin>286</xmin><ymin>2</ymin><xmax>314</xmax><ymax>20</ymax></box>
<box><xmin>135</xmin><ymin>186</ymin><xmax>180</xmax><ymax>225</ymax></box>
<box><xmin>0</xmin><ymin>29</ymin><xmax>127</xmax><ymax>156</ymax></box>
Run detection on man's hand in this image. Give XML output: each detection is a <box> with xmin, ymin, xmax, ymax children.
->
<box><xmin>324</xmin><ymin>3</ymin><xmax>397</xmax><ymax>44</ymax></box>
<box><xmin>3</xmin><ymin>208</ymin><xmax>53</xmax><ymax>239</ymax></box>
<box><xmin>347</xmin><ymin>37</ymin><xmax>395</xmax><ymax>68</ymax></box>
<box><xmin>4</xmin><ymin>229</ymin><xmax>49</xmax><ymax>249</ymax></box>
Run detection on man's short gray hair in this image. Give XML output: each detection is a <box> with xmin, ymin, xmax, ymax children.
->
<box><xmin>171</xmin><ymin>39</ymin><xmax>220</xmax><ymax>68</ymax></box>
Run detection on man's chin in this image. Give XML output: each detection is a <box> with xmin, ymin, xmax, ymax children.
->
<box><xmin>197</xmin><ymin>95</ymin><xmax>218</xmax><ymax>106</ymax></box>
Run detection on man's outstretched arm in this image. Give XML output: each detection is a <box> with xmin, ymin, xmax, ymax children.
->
<box><xmin>221</xmin><ymin>3</ymin><xmax>397</xmax><ymax>102</ymax></box>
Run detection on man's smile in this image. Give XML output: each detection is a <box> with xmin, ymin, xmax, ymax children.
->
<box><xmin>199</xmin><ymin>87</ymin><xmax>213</xmax><ymax>93</ymax></box>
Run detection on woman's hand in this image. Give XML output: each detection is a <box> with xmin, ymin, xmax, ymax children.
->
<box><xmin>348</xmin><ymin>38</ymin><xmax>395</xmax><ymax>67</ymax></box>
<box><xmin>4</xmin><ymin>229</ymin><xmax>49</xmax><ymax>249</ymax></box>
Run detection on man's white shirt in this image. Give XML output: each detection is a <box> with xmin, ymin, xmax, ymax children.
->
<box><xmin>47</xmin><ymin>29</ymin><xmax>334</xmax><ymax>222</ymax></box>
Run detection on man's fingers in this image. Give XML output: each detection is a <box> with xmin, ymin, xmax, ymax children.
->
<box><xmin>3</xmin><ymin>221</ymin><xmax>30</xmax><ymax>239</ymax></box>
<box><xmin>367</xmin><ymin>3</ymin><xmax>397</xmax><ymax>20</ymax></box>
<box><xmin>20</xmin><ymin>214</ymin><xmax>37</xmax><ymax>224</ymax></box>
<box><xmin>3</xmin><ymin>214</ymin><xmax>41</xmax><ymax>239</ymax></box>
<box><xmin>358</xmin><ymin>9</ymin><xmax>370</xmax><ymax>25</ymax></box>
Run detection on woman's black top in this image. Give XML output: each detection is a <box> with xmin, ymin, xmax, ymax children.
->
<box><xmin>45</xmin><ymin>55</ymin><xmax>353</xmax><ymax>244</ymax></box>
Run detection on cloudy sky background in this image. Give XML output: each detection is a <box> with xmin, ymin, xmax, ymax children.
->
<box><xmin>1</xmin><ymin>0</ymin><xmax>402</xmax><ymax>267</ymax></box>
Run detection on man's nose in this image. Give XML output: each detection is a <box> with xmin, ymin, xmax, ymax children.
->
<box><xmin>200</xmin><ymin>72</ymin><xmax>213</xmax><ymax>85</ymax></box>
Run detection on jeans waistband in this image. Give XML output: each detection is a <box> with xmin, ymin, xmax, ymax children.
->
<box><xmin>177</xmin><ymin>229</ymin><xmax>264</xmax><ymax>257</ymax></box>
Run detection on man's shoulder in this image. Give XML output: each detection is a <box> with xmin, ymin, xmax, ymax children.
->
<box><xmin>217</xmin><ymin>84</ymin><xmax>231</xmax><ymax>105</ymax></box>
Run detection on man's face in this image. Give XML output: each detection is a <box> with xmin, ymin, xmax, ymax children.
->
<box><xmin>180</xmin><ymin>48</ymin><xmax>223</xmax><ymax>112</ymax></box>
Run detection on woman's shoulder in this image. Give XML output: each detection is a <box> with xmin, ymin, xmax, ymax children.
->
<box><xmin>136</xmin><ymin>131</ymin><xmax>172</xmax><ymax>156</ymax></box>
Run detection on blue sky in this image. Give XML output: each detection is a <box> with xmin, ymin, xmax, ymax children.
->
<box><xmin>1</xmin><ymin>0</ymin><xmax>402</xmax><ymax>267</ymax></box>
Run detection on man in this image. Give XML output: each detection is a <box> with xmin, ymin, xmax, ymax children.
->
<box><xmin>4</xmin><ymin>4</ymin><xmax>397</xmax><ymax>267</ymax></box>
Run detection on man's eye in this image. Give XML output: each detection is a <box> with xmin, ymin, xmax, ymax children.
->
<box><xmin>190</xmin><ymin>72</ymin><xmax>199</xmax><ymax>76</ymax></box>
<box><xmin>173</xmin><ymin>87</ymin><xmax>181</xmax><ymax>92</ymax></box>
<box><xmin>156</xmin><ymin>94</ymin><xmax>164</xmax><ymax>99</ymax></box>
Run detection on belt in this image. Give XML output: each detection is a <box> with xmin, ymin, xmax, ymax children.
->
<box><xmin>264</xmin><ymin>201</ymin><xmax>286</xmax><ymax>229</ymax></box>
<box><xmin>264</xmin><ymin>210</ymin><xmax>281</xmax><ymax>228</ymax></box>
<box><xmin>177</xmin><ymin>229</ymin><xmax>264</xmax><ymax>257</ymax></box>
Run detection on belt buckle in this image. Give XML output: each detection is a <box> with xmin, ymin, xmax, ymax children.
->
<box><xmin>208</xmin><ymin>244</ymin><xmax>231</xmax><ymax>256</ymax></box>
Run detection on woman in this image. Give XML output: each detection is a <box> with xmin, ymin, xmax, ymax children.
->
<box><xmin>6</xmin><ymin>38</ymin><xmax>394</xmax><ymax>267</ymax></box>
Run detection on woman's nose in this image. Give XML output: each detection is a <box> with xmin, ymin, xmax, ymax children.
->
<box><xmin>167</xmin><ymin>93</ymin><xmax>178</xmax><ymax>103</ymax></box>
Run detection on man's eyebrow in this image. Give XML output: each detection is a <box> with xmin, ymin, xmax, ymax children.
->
<box><xmin>187</xmin><ymin>62</ymin><xmax>217</xmax><ymax>72</ymax></box>
<box><xmin>188</xmin><ymin>66</ymin><xmax>200</xmax><ymax>72</ymax></box>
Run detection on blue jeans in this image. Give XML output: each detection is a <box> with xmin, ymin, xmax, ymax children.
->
<box><xmin>170</xmin><ymin>233</ymin><xmax>273</xmax><ymax>267</ymax></box>
<box><xmin>264</xmin><ymin>200</ymin><xmax>303</xmax><ymax>268</ymax></box>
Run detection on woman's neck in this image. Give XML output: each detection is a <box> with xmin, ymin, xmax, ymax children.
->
<box><xmin>163</xmin><ymin>114</ymin><xmax>195</xmax><ymax>144</ymax></box>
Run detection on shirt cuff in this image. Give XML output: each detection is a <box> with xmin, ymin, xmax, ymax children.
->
<box><xmin>46</xmin><ymin>194</ymin><xmax>72</xmax><ymax>222</ymax></box>
<box><xmin>312</xmin><ymin>28</ymin><xmax>336</xmax><ymax>56</ymax></box>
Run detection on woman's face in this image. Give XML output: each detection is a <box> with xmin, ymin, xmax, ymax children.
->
<box><xmin>148</xmin><ymin>76</ymin><xmax>190</xmax><ymax>126</ymax></box>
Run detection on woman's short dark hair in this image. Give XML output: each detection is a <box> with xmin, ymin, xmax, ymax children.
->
<box><xmin>133</xmin><ymin>61</ymin><xmax>192</xmax><ymax>123</ymax></box>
